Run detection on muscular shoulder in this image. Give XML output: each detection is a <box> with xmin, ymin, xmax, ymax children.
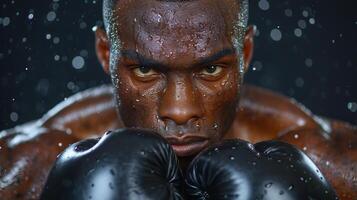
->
<box><xmin>279</xmin><ymin>124</ymin><xmax>356</xmax><ymax>199</ymax></box>
<box><xmin>39</xmin><ymin>85</ymin><xmax>122</xmax><ymax>139</ymax></box>
<box><xmin>229</xmin><ymin>85</ymin><xmax>321</xmax><ymax>142</ymax></box>
<box><xmin>0</xmin><ymin>125</ymin><xmax>77</xmax><ymax>199</ymax></box>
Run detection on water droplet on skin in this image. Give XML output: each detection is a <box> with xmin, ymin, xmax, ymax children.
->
<box><xmin>303</xmin><ymin>146</ymin><xmax>307</xmax><ymax>151</ymax></box>
<box><xmin>213</xmin><ymin>123</ymin><xmax>219</xmax><ymax>130</ymax></box>
<box><xmin>140</xmin><ymin>151</ymin><xmax>145</xmax><ymax>156</ymax></box>
<box><xmin>325</xmin><ymin>161</ymin><xmax>330</xmax><ymax>166</ymax></box>
<box><xmin>58</xmin><ymin>143</ymin><xmax>62</xmax><ymax>147</ymax></box>
<box><xmin>300</xmin><ymin>177</ymin><xmax>304</xmax><ymax>181</ymax></box>
<box><xmin>229</xmin><ymin>156</ymin><xmax>235</xmax><ymax>160</ymax></box>
<box><xmin>214</xmin><ymin>147</ymin><xmax>219</xmax><ymax>152</ymax></box>
<box><xmin>294</xmin><ymin>134</ymin><xmax>299</xmax><ymax>139</ymax></box>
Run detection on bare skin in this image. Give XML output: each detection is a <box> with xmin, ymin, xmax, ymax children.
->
<box><xmin>0</xmin><ymin>0</ymin><xmax>356</xmax><ymax>199</ymax></box>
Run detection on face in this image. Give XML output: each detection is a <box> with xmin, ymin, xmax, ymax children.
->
<box><xmin>96</xmin><ymin>0</ymin><xmax>254</xmax><ymax>157</ymax></box>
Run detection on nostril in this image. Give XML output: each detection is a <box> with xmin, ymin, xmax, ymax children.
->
<box><xmin>161</xmin><ymin>108</ymin><xmax>200</xmax><ymax>125</ymax></box>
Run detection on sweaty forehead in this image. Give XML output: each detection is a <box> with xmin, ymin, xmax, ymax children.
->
<box><xmin>113</xmin><ymin>0</ymin><xmax>238</xmax><ymax>62</ymax></box>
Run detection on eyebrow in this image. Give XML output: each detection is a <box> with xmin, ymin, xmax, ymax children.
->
<box><xmin>120</xmin><ymin>48</ymin><xmax>236</xmax><ymax>70</ymax></box>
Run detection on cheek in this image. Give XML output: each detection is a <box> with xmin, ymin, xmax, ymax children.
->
<box><xmin>197</xmin><ymin>69</ymin><xmax>239</xmax><ymax>107</ymax></box>
<box><xmin>196</xmin><ymin>70</ymin><xmax>239</xmax><ymax>134</ymax></box>
<box><xmin>115</xmin><ymin>68</ymin><xmax>165</xmax><ymax>128</ymax></box>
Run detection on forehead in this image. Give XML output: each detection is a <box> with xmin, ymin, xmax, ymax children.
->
<box><xmin>113</xmin><ymin>0</ymin><xmax>239</xmax><ymax>65</ymax></box>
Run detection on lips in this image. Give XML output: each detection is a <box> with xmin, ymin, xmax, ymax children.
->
<box><xmin>165</xmin><ymin>135</ymin><xmax>209</xmax><ymax>157</ymax></box>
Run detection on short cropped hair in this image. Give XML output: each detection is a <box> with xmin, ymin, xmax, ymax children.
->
<box><xmin>102</xmin><ymin>0</ymin><xmax>249</xmax><ymax>76</ymax></box>
<box><xmin>102</xmin><ymin>0</ymin><xmax>249</xmax><ymax>37</ymax></box>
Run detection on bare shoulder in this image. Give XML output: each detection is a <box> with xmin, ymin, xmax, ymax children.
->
<box><xmin>279</xmin><ymin>119</ymin><xmax>356</xmax><ymax>199</ymax></box>
<box><xmin>0</xmin><ymin>124</ymin><xmax>78</xmax><ymax>200</ymax></box>
<box><xmin>229</xmin><ymin>84</ymin><xmax>319</xmax><ymax>142</ymax></box>
<box><xmin>40</xmin><ymin>84</ymin><xmax>122</xmax><ymax>139</ymax></box>
<box><xmin>0</xmin><ymin>85</ymin><xmax>121</xmax><ymax>199</ymax></box>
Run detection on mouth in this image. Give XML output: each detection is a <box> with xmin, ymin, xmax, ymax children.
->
<box><xmin>165</xmin><ymin>135</ymin><xmax>209</xmax><ymax>157</ymax></box>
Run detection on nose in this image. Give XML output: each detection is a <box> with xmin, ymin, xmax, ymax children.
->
<box><xmin>159</xmin><ymin>75</ymin><xmax>202</xmax><ymax>125</ymax></box>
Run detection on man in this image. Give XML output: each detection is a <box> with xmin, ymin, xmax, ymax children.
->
<box><xmin>0</xmin><ymin>0</ymin><xmax>356</xmax><ymax>199</ymax></box>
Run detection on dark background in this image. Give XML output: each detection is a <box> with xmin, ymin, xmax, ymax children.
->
<box><xmin>0</xmin><ymin>0</ymin><xmax>356</xmax><ymax>130</ymax></box>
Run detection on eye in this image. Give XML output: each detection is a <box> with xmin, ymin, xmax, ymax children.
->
<box><xmin>132</xmin><ymin>66</ymin><xmax>158</xmax><ymax>78</ymax></box>
<box><xmin>201</xmin><ymin>65</ymin><xmax>223</xmax><ymax>76</ymax></box>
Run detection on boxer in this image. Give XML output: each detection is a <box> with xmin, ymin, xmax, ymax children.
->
<box><xmin>0</xmin><ymin>0</ymin><xmax>356</xmax><ymax>199</ymax></box>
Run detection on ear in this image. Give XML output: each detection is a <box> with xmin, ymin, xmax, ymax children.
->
<box><xmin>95</xmin><ymin>27</ymin><xmax>110</xmax><ymax>74</ymax></box>
<box><xmin>242</xmin><ymin>25</ymin><xmax>255</xmax><ymax>73</ymax></box>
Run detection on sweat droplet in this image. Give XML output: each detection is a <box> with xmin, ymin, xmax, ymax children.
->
<box><xmin>213</xmin><ymin>123</ymin><xmax>219</xmax><ymax>129</ymax></box>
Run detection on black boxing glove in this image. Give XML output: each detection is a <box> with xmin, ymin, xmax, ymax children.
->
<box><xmin>185</xmin><ymin>140</ymin><xmax>338</xmax><ymax>200</ymax></box>
<box><xmin>40</xmin><ymin>128</ymin><xmax>183</xmax><ymax>200</ymax></box>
